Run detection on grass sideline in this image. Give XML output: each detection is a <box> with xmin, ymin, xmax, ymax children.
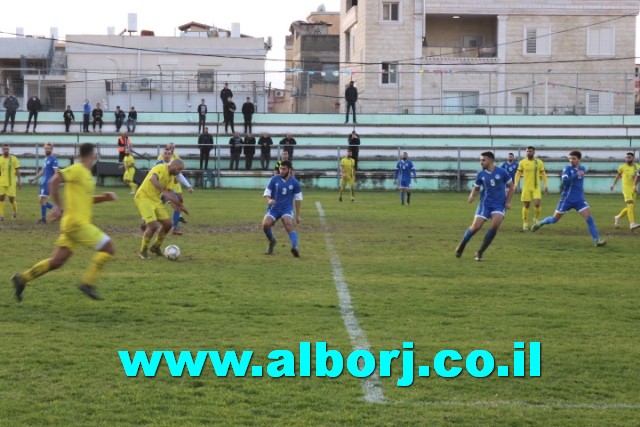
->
<box><xmin>1</xmin><ymin>186</ymin><xmax>639</xmax><ymax>425</ymax></box>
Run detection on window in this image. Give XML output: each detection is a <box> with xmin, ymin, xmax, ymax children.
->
<box><xmin>197</xmin><ymin>70</ymin><xmax>214</xmax><ymax>92</ymax></box>
<box><xmin>524</xmin><ymin>26</ymin><xmax>551</xmax><ymax>55</ymax></box>
<box><xmin>587</xmin><ymin>27</ymin><xmax>615</xmax><ymax>56</ymax></box>
<box><xmin>347</xmin><ymin>0</ymin><xmax>358</xmax><ymax>11</ymax></box>
<box><xmin>345</xmin><ymin>30</ymin><xmax>351</xmax><ymax>62</ymax></box>
<box><xmin>586</xmin><ymin>91</ymin><xmax>613</xmax><ymax>115</ymax></box>
<box><xmin>381</xmin><ymin>62</ymin><xmax>397</xmax><ymax>85</ymax></box>
<box><xmin>443</xmin><ymin>91</ymin><xmax>479</xmax><ymax>114</ymax></box>
<box><xmin>382</xmin><ymin>2</ymin><xmax>399</xmax><ymax>21</ymax></box>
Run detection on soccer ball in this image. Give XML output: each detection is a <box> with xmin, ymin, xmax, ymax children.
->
<box><xmin>164</xmin><ymin>244</ymin><xmax>181</xmax><ymax>261</ymax></box>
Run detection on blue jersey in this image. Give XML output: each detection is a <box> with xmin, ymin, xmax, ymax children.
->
<box><xmin>395</xmin><ymin>160</ymin><xmax>416</xmax><ymax>184</ymax></box>
<box><xmin>263</xmin><ymin>174</ymin><xmax>302</xmax><ymax>215</ymax></box>
<box><xmin>41</xmin><ymin>155</ymin><xmax>59</xmax><ymax>185</ymax></box>
<box><xmin>559</xmin><ymin>165</ymin><xmax>586</xmax><ymax>201</ymax></box>
<box><xmin>475</xmin><ymin>167</ymin><xmax>512</xmax><ymax>207</ymax></box>
<box><xmin>500</xmin><ymin>161</ymin><xmax>519</xmax><ymax>182</ymax></box>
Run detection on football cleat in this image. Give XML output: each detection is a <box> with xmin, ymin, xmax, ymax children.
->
<box><xmin>138</xmin><ymin>251</ymin><xmax>150</xmax><ymax>260</ymax></box>
<box><xmin>79</xmin><ymin>284</ymin><xmax>102</xmax><ymax>300</ymax></box>
<box><xmin>614</xmin><ymin>216</ymin><xmax>621</xmax><ymax>229</ymax></box>
<box><xmin>530</xmin><ymin>222</ymin><xmax>542</xmax><ymax>232</ymax></box>
<box><xmin>291</xmin><ymin>247</ymin><xmax>300</xmax><ymax>258</ymax></box>
<box><xmin>150</xmin><ymin>246</ymin><xmax>163</xmax><ymax>256</ymax></box>
<box><xmin>630</xmin><ymin>222</ymin><xmax>640</xmax><ymax>231</ymax></box>
<box><xmin>522</xmin><ymin>222</ymin><xmax>529</xmax><ymax>231</ymax></box>
<box><xmin>455</xmin><ymin>242</ymin><xmax>465</xmax><ymax>258</ymax></box>
<box><xmin>474</xmin><ymin>252</ymin><xmax>483</xmax><ymax>262</ymax></box>
<box><xmin>12</xmin><ymin>274</ymin><xmax>25</xmax><ymax>302</ymax></box>
<box><xmin>595</xmin><ymin>239</ymin><xmax>607</xmax><ymax>247</ymax></box>
<box><xmin>266</xmin><ymin>239</ymin><xmax>277</xmax><ymax>255</ymax></box>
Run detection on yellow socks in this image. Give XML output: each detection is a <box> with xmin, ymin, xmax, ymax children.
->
<box><xmin>82</xmin><ymin>252</ymin><xmax>113</xmax><ymax>285</ymax></box>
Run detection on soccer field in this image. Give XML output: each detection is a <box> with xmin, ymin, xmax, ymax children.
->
<box><xmin>1</xmin><ymin>187</ymin><xmax>639</xmax><ymax>425</ymax></box>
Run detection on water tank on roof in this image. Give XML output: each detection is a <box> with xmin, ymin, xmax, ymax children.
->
<box><xmin>128</xmin><ymin>13</ymin><xmax>138</xmax><ymax>32</ymax></box>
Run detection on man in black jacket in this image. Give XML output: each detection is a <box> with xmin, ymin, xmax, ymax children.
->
<box><xmin>242</xmin><ymin>97</ymin><xmax>255</xmax><ymax>134</ymax></box>
<box><xmin>26</xmin><ymin>94</ymin><xmax>42</xmax><ymax>133</ymax></box>
<box><xmin>243</xmin><ymin>133</ymin><xmax>256</xmax><ymax>170</ymax></box>
<box><xmin>279</xmin><ymin>134</ymin><xmax>297</xmax><ymax>159</ymax></box>
<box><xmin>2</xmin><ymin>92</ymin><xmax>19</xmax><ymax>133</ymax></box>
<box><xmin>229</xmin><ymin>132</ymin><xmax>243</xmax><ymax>170</ymax></box>
<box><xmin>344</xmin><ymin>81</ymin><xmax>358</xmax><ymax>124</ymax></box>
<box><xmin>223</xmin><ymin>97</ymin><xmax>236</xmax><ymax>134</ymax></box>
<box><xmin>198</xmin><ymin>127</ymin><xmax>214</xmax><ymax>170</ymax></box>
<box><xmin>258</xmin><ymin>132</ymin><xmax>273</xmax><ymax>171</ymax></box>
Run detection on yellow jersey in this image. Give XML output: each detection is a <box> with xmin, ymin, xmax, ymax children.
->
<box><xmin>617</xmin><ymin>163</ymin><xmax>640</xmax><ymax>192</ymax></box>
<box><xmin>0</xmin><ymin>155</ymin><xmax>20</xmax><ymax>187</ymax></box>
<box><xmin>516</xmin><ymin>158</ymin><xmax>547</xmax><ymax>190</ymax></box>
<box><xmin>59</xmin><ymin>163</ymin><xmax>95</xmax><ymax>228</ymax></box>
<box><xmin>340</xmin><ymin>157</ymin><xmax>355</xmax><ymax>179</ymax></box>
<box><xmin>135</xmin><ymin>164</ymin><xmax>175</xmax><ymax>201</ymax></box>
<box><xmin>123</xmin><ymin>154</ymin><xmax>135</xmax><ymax>170</ymax></box>
<box><xmin>157</xmin><ymin>152</ymin><xmax>180</xmax><ymax>162</ymax></box>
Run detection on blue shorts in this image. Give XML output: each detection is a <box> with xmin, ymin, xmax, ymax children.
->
<box><xmin>39</xmin><ymin>183</ymin><xmax>49</xmax><ymax>197</ymax></box>
<box><xmin>475</xmin><ymin>203</ymin><xmax>506</xmax><ymax>220</ymax></box>
<box><xmin>399</xmin><ymin>178</ymin><xmax>412</xmax><ymax>189</ymax></box>
<box><xmin>265</xmin><ymin>206</ymin><xmax>293</xmax><ymax>222</ymax></box>
<box><xmin>555</xmin><ymin>198</ymin><xmax>589</xmax><ymax>214</ymax></box>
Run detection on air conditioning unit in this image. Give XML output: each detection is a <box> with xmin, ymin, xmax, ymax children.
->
<box><xmin>275</xmin><ymin>90</ymin><xmax>284</xmax><ymax>98</ymax></box>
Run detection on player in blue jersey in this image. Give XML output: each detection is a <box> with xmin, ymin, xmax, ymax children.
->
<box><xmin>500</xmin><ymin>152</ymin><xmax>519</xmax><ymax>190</ymax></box>
<box><xmin>531</xmin><ymin>150</ymin><xmax>606</xmax><ymax>246</ymax></box>
<box><xmin>28</xmin><ymin>143</ymin><xmax>58</xmax><ymax>224</ymax></box>
<box><xmin>394</xmin><ymin>152</ymin><xmax>417</xmax><ymax>205</ymax></box>
<box><xmin>455</xmin><ymin>151</ymin><xmax>515</xmax><ymax>261</ymax></box>
<box><xmin>262</xmin><ymin>160</ymin><xmax>302</xmax><ymax>257</ymax></box>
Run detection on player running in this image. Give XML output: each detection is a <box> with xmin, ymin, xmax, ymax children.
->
<box><xmin>610</xmin><ymin>152</ymin><xmax>640</xmax><ymax>231</ymax></box>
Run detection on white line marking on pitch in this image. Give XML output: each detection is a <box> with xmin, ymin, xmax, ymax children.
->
<box><xmin>389</xmin><ymin>399</ymin><xmax>640</xmax><ymax>410</ymax></box>
<box><xmin>316</xmin><ymin>201</ymin><xmax>385</xmax><ymax>404</ymax></box>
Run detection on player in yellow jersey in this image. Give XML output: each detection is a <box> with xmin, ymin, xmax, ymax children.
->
<box><xmin>158</xmin><ymin>143</ymin><xmax>193</xmax><ymax>235</ymax></box>
<box><xmin>135</xmin><ymin>158</ymin><xmax>189</xmax><ymax>259</ymax></box>
<box><xmin>610</xmin><ymin>152</ymin><xmax>640</xmax><ymax>231</ymax></box>
<box><xmin>11</xmin><ymin>143</ymin><xmax>117</xmax><ymax>301</ymax></box>
<box><xmin>0</xmin><ymin>144</ymin><xmax>22</xmax><ymax>220</ymax></box>
<box><xmin>514</xmin><ymin>146</ymin><xmax>549</xmax><ymax>230</ymax></box>
<box><xmin>339</xmin><ymin>150</ymin><xmax>356</xmax><ymax>202</ymax></box>
<box><xmin>122</xmin><ymin>148</ymin><xmax>138</xmax><ymax>194</ymax></box>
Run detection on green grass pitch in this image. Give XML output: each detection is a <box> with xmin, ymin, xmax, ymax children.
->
<box><xmin>1</xmin><ymin>186</ymin><xmax>639</xmax><ymax>425</ymax></box>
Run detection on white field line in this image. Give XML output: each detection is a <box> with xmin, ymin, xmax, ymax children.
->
<box><xmin>315</xmin><ymin>201</ymin><xmax>385</xmax><ymax>404</ymax></box>
<box><xmin>388</xmin><ymin>399</ymin><xmax>640</xmax><ymax>410</ymax></box>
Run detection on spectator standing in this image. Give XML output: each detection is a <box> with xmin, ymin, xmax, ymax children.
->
<box><xmin>127</xmin><ymin>107</ymin><xmax>137</xmax><ymax>133</ymax></box>
<box><xmin>220</xmin><ymin>82</ymin><xmax>233</xmax><ymax>106</ymax></box>
<box><xmin>26</xmin><ymin>94</ymin><xmax>42</xmax><ymax>133</ymax></box>
<box><xmin>244</xmin><ymin>133</ymin><xmax>256</xmax><ymax>170</ymax></box>
<box><xmin>2</xmin><ymin>92</ymin><xmax>19</xmax><ymax>133</ymax></box>
<box><xmin>223</xmin><ymin>97</ymin><xmax>236</xmax><ymax>134</ymax></box>
<box><xmin>344</xmin><ymin>81</ymin><xmax>358</xmax><ymax>124</ymax></box>
<box><xmin>229</xmin><ymin>132</ymin><xmax>243</xmax><ymax>170</ymax></box>
<box><xmin>197</xmin><ymin>99</ymin><xmax>207</xmax><ymax>133</ymax></box>
<box><xmin>348</xmin><ymin>131</ymin><xmax>361</xmax><ymax>170</ymax></box>
<box><xmin>63</xmin><ymin>105</ymin><xmax>75</xmax><ymax>132</ymax></box>
<box><xmin>82</xmin><ymin>100</ymin><xmax>91</xmax><ymax>132</ymax></box>
<box><xmin>242</xmin><ymin>97</ymin><xmax>255</xmax><ymax>134</ymax></box>
<box><xmin>114</xmin><ymin>106</ymin><xmax>125</xmax><ymax>132</ymax></box>
<box><xmin>92</xmin><ymin>102</ymin><xmax>104</xmax><ymax>132</ymax></box>
<box><xmin>117</xmin><ymin>132</ymin><xmax>132</xmax><ymax>162</ymax></box>
<box><xmin>258</xmin><ymin>132</ymin><xmax>273</xmax><ymax>171</ymax></box>
<box><xmin>279</xmin><ymin>134</ymin><xmax>297</xmax><ymax>159</ymax></box>
<box><xmin>198</xmin><ymin>127</ymin><xmax>214</xmax><ymax>170</ymax></box>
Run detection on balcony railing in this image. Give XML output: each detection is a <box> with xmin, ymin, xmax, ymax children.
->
<box><xmin>423</xmin><ymin>46</ymin><xmax>498</xmax><ymax>64</ymax></box>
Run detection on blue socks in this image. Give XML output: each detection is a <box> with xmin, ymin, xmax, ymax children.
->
<box><xmin>45</xmin><ymin>202</ymin><xmax>53</xmax><ymax>209</ymax></box>
<box><xmin>539</xmin><ymin>216</ymin><xmax>558</xmax><ymax>226</ymax></box>
<box><xmin>172</xmin><ymin>211</ymin><xmax>180</xmax><ymax>229</ymax></box>
<box><xmin>400</xmin><ymin>192</ymin><xmax>405</xmax><ymax>203</ymax></box>
<box><xmin>41</xmin><ymin>205</ymin><xmax>47</xmax><ymax>220</ymax></box>
<box><xmin>586</xmin><ymin>216</ymin><xmax>599</xmax><ymax>242</ymax></box>
<box><xmin>264</xmin><ymin>227</ymin><xmax>274</xmax><ymax>242</ymax></box>
<box><xmin>462</xmin><ymin>229</ymin><xmax>474</xmax><ymax>244</ymax></box>
<box><xmin>289</xmin><ymin>231</ymin><xmax>299</xmax><ymax>248</ymax></box>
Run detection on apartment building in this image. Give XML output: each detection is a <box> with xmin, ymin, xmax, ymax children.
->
<box><xmin>340</xmin><ymin>0</ymin><xmax>639</xmax><ymax>114</ymax></box>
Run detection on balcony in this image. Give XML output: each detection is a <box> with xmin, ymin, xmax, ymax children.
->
<box><xmin>423</xmin><ymin>45</ymin><xmax>498</xmax><ymax>64</ymax></box>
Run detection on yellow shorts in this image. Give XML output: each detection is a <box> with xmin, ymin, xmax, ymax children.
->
<box><xmin>0</xmin><ymin>185</ymin><xmax>17</xmax><ymax>198</ymax></box>
<box><xmin>340</xmin><ymin>177</ymin><xmax>355</xmax><ymax>188</ymax></box>
<box><xmin>55</xmin><ymin>223</ymin><xmax>110</xmax><ymax>251</ymax></box>
<box><xmin>520</xmin><ymin>187</ymin><xmax>542</xmax><ymax>202</ymax></box>
<box><xmin>623</xmin><ymin>188</ymin><xmax>637</xmax><ymax>203</ymax></box>
<box><xmin>135</xmin><ymin>196</ymin><xmax>170</xmax><ymax>224</ymax></box>
<box><xmin>123</xmin><ymin>168</ymin><xmax>135</xmax><ymax>182</ymax></box>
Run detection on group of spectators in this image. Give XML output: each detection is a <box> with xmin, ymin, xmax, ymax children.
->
<box><xmin>77</xmin><ymin>102</ymin><xmax>138</xmax><ymax>134</ymax></box>
<box><xmin>197</xmin><ymin>83</ymin><xmax>256</xmax><ymax>135</ymax></box>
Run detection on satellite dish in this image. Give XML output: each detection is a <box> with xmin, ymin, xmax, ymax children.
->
<box><xmin>317</xmin><ymin>3</ymin><xmax>326</xmax><ymax>12</ymax></box>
